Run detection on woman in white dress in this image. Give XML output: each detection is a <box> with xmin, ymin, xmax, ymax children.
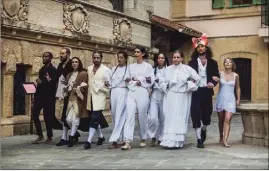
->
<box><xmin>214</xmin><ymin>58</ymin><xmax>241</xmax><ymax>147</ymax></box>
<box><xmin>104</xmin><ymin>51</ymin><xmax>129</xmax><ymax>149</ymax></box>
<box><xmin>160</xmin><ymin>50</ymin><xmax>200</xmax><ymax>149</ymax></box>
<box><xmin>148</xmin><ymin>53</ymin><xmax>169</xmax><ymax>147</ymax></box>
<box><xmin>121</xmin><ymin>46</ymin><xmax>154</xmax><ymax>150</ymax></box>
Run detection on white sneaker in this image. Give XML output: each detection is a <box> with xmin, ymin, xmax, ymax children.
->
<box><xmin>140</xmin><ymin>142</ymin><xmax>147</xmax><ymax>147</ymax></box>
<box><xmin>121</xmin><ymin>142</ymin><xmax>131</xmax><ymax>150</ymax></box>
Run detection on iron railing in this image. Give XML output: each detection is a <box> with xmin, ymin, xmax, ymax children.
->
<box><xmin>261</xmin><ymin>0</ymin><xmax>268</xmax><ymax>26</ymax></box>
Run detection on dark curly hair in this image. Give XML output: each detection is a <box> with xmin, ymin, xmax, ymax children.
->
<box><xmin>153</xmin><ymin>53</ymin><xmax>169</xmax><ymax>76</ymax></box>
<box><xmin>190</xmin><ymin>46</ymin><xmax>213</xmax><ymax>60</ymax></box>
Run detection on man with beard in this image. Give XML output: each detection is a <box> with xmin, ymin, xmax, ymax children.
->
<box><xmin>188</xmin><ymin>34</ymin><xmax>220</xmax><ymax>148</ymax></box>
<box><xmin>32</xmin><ymin>52</ymin><xmax>62</xmax><ymax>144</ymax></box>
<box><xmin>84</xmin><ymin>51</ymin><xmax>109</xmax><ymax>149</ymax></box>
<box><xmin>55</xmin><ymin>47</ymin><xmax>80</xmax><ymax>146</ymax></box>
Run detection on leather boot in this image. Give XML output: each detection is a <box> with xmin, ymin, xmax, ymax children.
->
<box><xmin>223</xmin><ymin>120</ymin><xmax>231</xmax><ymax>147</ymax></box>
<box><xmin>68</xmin><ymin>136</ymin><xmax>76</xmax><ymax>147</ymax></box>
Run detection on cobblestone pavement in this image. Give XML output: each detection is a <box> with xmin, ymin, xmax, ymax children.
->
<box><xmin>1</xmin><ymin>114</ymin><xmax>268</xmax><ymax>169</ymax></box>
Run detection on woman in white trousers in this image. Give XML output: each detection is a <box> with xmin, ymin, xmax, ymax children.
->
<box><xmin>147</xmin><ymin>53</ymin><xmax>169</xmax><ymax>147</ymax></box>
<box><xmin>105</xmin><ymin>51</ymin><xmax>129</xmax><ymax>149</ymax></box>
<box><xmin>121</xmin><ymin>46</ymin><xmax>154</xmax><ymax>150</ymax></box>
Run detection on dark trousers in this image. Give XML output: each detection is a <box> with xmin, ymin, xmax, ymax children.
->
<box><xmin>190</xmin><ymin>87</ymin><xmax>213</xmax><ymax>128</ymax></box>
<box><xmin>32</xmin><ymin>97</ymin><xmax>61</xmax><ymax>137</ymax></box>
<box><xmin>61</xmin><ymin>96</ymin><xmax>70</xmax><ymax>128</ymax></box>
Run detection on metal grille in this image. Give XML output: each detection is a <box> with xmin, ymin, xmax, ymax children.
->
<box><xmin>261</xmin><ymin>0</ymin><xmax>268</xmax><ymax>26</ymax></box>
<box><xmin>110</xmin><ymin>0</ymin><xmax>124</xmax><ymax>12</ymax></box>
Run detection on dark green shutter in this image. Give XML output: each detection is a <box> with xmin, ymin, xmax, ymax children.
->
<box><xmin>212</xmin><ymin>0</ymin><xmax>225</xmax><ymax>8</ymax></box>
<box><xmin>253</xmin><ymin>0</ymin><xmax>262</xmax><ymax>5</ymax></box>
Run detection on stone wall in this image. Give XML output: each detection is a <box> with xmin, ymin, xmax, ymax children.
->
<box><xmin>180</xmin><ymin>36</ymin><xmax>269</xmax><ymax>102</ymax></box>
<box><xmin>0</xmin><ymin>0</ymin><xmax>153</xmax><ymax>137</ymax></box>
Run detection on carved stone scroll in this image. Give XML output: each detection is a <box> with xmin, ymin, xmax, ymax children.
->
<box><xmin>1</xmin><ymin>0</ymin><xmax>29</xmax><ymax>21</ymax></box>
<box><xmin>113</xmin><ymin>18</ymin><xmax>132</xmax><ymax>46</ymax></box>
<box><xmin>63</xmin><ymin>4</ymin><xmax>90</xmax><ymax>34</ymax></box>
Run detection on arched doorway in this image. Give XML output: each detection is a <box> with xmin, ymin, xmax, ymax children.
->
<box><xmin>233</xmin><ymin>58</ymin><xmax>252</xmax><ymax>101</ymax></box>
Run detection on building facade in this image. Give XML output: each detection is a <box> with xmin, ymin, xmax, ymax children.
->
<box><xmin>1</xmin><ymin>0</ymin><xmax>157</xmax><ymax>137</ymax></box>
<box><xmin>169</xmin><ymin>0</ymin><xmax>268</xmax><ymax>103</ymax></box>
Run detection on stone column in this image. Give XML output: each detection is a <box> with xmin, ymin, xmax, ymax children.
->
<box><xmin>2</xmin><ymin>72</ymin><xmax>15</xmax><ymax>118</ymax></box>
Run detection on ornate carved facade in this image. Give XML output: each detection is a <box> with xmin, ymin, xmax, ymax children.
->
<box><xmin>1</xmin><ymin>0</ymin><xmax>153</xmax><ymax>137</ymax></box>
<box><xmin>63</xmin><ymin>4</ymin><xmax>90</xmax><ymax>34</ymax></box>
<box><xmin>113</xmin><ymin>18</ymin><xmax>132</xmax><ymax>46</ymax></box>
<box><xmin>1</xmin><ymin>0</ymin><xmax>29</xmax><ymax>21</ymax></box>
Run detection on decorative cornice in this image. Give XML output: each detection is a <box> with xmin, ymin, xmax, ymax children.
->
<box><xmin>52</xmin><ymin>0</ymin><xmax>151</xmax><ymax>27</ymax></box>
<box><xmin>1</xmin><ymin>19</ymin><xmax>153</xmax><ymax>54</ymax></box>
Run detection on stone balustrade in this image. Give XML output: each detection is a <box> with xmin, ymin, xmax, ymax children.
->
<box><xmin>237</xmin><ymin>103</ymin><xmax>268</xmax><ymax>147</ymax></box>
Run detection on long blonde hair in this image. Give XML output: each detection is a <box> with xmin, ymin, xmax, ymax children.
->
<box><xmin>223</xmin><ymin>58</ymin><xmax>236</xmax><ymax>72</ymax></box>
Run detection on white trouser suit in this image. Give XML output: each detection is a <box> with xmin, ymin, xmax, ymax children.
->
<box><xmin>107</xmin><ymin>65</ymin><xmax>128</xmax><ymax>143</ymax></box>
<box><xmin>147</xmin><ymin>67</ymin><xmax>165</xmax><ymax>141</ymax></box>
<box><xmin>123</xmin><ymin>61</ymin><xmax>154</xmax><ymax>142</ymax></box>
<box><xmin>147</xmin><ymin>89</ymin><xmax>164</xmax><ymax>141</ymax></box>
<box><xmin>109</xmin><ymin>87</ymin><xmax>128</xmax><ymax>142</ymax></box>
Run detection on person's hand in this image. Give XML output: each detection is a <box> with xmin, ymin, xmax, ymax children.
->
<box><xmin>72</xmin><ymin>87</ymin><xmax>77</xmax><ymax>92</ymax></box>
<box><xmin>132</xmin><ymin>77</ymin><xmax>138</xmax><ymax>81</ymax></box>
<box><xmin>146</xmin><ymin>77</ymin><xmax>151</xmax><ymax>84</ymax></box>
<box><xmin>104</xmin><ymin>81</ymin><xmax>110</xmax><ymax>87</ymax></box>
<box><xmin>206</xmin><ymin>82</ymin><xmax>214</xmax><ymax>89</ymax></box>
<box><xmin>36</xmin><ymin>78</ymin><xmax>41</xmax><ymax>84</ymax></box>
<box><xmin>136</xmin><ymin>81</ymin><xmax>141</xmax><ymax>86</ymax></box>
<box><xmin>236</xmin><ymin>100</ymin><xmax>240</xmax><ymax>106</ymax></box>
<box><xmin>212</xmin><ymin>76</ymin><xmax>220</xmax><ymax>82</ymax></box>
<box><xmin>125</xmin><ymin>78</ymin><xmax>131</xmax><ymax>83</ymax></box>
<box><xmin>187</xmin><ymin>77</ymin><xmax>196</xmax><ymax>83</ymax></box>
<box><xmin>45</xmin><ymin>72</ymin><xmax>51</xmax><ymax>82</ymax></box>
<box><xmin>61</xmin><ymin>79</ymin><xmax>67</xmax><ymax>85</ymax></box>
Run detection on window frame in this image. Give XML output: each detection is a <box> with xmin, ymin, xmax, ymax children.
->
<box><xmin>229</xmin><ymin>0</ymin><xmax>262</xmax><ymax>8</ymax></box>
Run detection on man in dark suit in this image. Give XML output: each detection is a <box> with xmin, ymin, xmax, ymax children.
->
<box><xmin>188</xmin><ymin>34</ymin><xmax>220</xmax><ymax>148</ymax></box>
<box><xmin>32</xmin><ymin>52</ymin><xmax>62</xmax><ymax>144</ymax></box>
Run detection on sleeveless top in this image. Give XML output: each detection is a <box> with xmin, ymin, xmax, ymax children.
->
<box><xmin>214</xmin><ymin>72</ymin><xmax>236</xmax><ymax>113</ymax></box>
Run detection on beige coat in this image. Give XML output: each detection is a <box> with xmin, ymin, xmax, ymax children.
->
<box><xmin>86</xmin><ymin>64</ymin><xmax>110</xmax><ymax>111</ymax></box>
<box><xmin>66</xmin><ymin>71</ymin><xmax>89</xmax><ymax>118</ymax></box>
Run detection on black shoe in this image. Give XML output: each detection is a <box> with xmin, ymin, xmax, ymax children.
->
<box><xmin>201</xmin><ymin>129</ymin><xmax>207</xmax><ymax>143</ymax></box>
<box><xmin>197</xmin><ymin>139</ymin><xmax>204</xmax><ymax>148</ymax></box>
<box><xmin>56</xmin><ymin>139</ymin><xmax>68</xmax><ymax>146</ymax></box>
<box><xmin>74</xmin><ymin>131</ymin><xmax>81</xmax><ymax>143</ymax></box>
<box><xmin>68</xmin><ymin>136</ymin><xmax>76</xmax><ymax>147</ymax></box>
<box><xmin>97</xmin><ymin>137</ymin><xmax>105</xmax><ymax>145</ymax></box>
<box><xmin>84</xmin><ymin>141</ymin><xmax>91</xmax><ymax>149</ymax></box>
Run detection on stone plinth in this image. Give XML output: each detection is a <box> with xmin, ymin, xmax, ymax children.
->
<box><xmin>238</xmin><ymin>103</ymin><xmax>268</xmax><ymax>147</ymax></box>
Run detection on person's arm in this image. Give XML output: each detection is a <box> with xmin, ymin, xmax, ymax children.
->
<box><xmin>208</xmin><ymin>60</ymin><xmax>220</xmax><ymax>87</ymax></box>
<box><xmin>235</xmin><ymin>73</ymin><xmax>241</xmax><ymax>106</ymax></box>
<box><xmin>139</xmin><ymin>65</ymin><xmax>154</xmax><ymax>88</ymax></box>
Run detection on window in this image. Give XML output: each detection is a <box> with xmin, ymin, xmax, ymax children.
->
<box><xmin>230</xmin><ymin>0</ymin><xmax>262</xmax><ymax>7</ymax></box>
<box><xmin>212</xmin><ymin>0</ymin><xmax>225</xmax><ymax>9</ymax></box>
<box><xmin>110</xmin><ymin>0</ymin><xmax>124</xmax><ymax>12</ymax></box>
<box><xmin>213</xmin><ymin>0</ymin><xmax>262</xmax><ymax>8</ymax></box>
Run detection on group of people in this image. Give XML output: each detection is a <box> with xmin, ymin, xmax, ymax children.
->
<box><xmin>31</xmin><ymin>34</ymin><xmax>241</xmax><ymax>150</ymax></box>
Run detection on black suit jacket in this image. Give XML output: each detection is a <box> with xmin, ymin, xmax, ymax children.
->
<box><xmin>56</xmin><ymin>59</ymin><xmax>72</xmax><ymax>79</ymax></box>
<box><xmin>188</xmin><ymin>58</ymin><xmax>220</xmax><ymax>95</ymax></box>
<box><xmin>35</xmin><ymin>63</ymin><xmax>58</xmax><ymax>99</ymax></box>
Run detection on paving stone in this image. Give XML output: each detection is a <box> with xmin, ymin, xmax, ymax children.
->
<box><xmin>1</xmin><ymin>114</ymin><xmax>268</xmax><ymax>169</ymax></box>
